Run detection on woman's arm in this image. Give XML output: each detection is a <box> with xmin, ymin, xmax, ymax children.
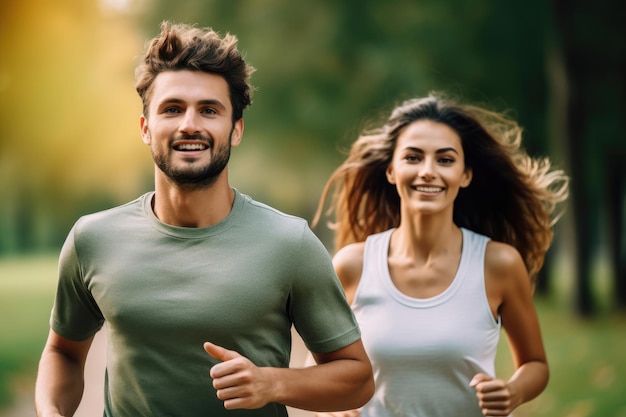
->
<box><xmin>331</xmin><ymin>242</ymin><xmax>365</xmax><ymax>305</ymax></box>
<box><xmin>472</xmin><ymin>241</ymin><xmax>549</xmax><ymax>415</ymax></box>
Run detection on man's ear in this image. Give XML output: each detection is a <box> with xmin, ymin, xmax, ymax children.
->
<box><xmin>140</xmin><ymin>115</ymin><xmax>150</xmax><ymax>145</ymax></box>
<box><xmin>461</xmin><ymin>167</ymin><xmax>473</xmax><ymax>188</ymax></box>
<box><xmin>230</xmin><ymin>118</ymin><xmax>244</xmax><ymax>147</ymax></box>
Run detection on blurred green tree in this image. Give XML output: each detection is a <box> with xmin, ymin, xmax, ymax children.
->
<box><xmin>140</xmin><ymin>0</ymin><xmax>565</xmax><ymax>285</ymax></box>
<box><xmin>0</xmin><ymin>0</ymin><xmax>150</xmax><ymax>253</ymax></box>
<box><xmin>551</xmin><ymin>0</ymin><xmax>626</xmax><ymax>314</ymax></box>
<box><xmin>2</xmin><ymin>0</ymin><xmax>624</xmax><ymax>315</ymax></box>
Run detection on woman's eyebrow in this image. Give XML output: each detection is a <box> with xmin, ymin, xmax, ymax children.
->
<box><xmin>403</xmin><ymin>146</ymin><xmax>459</xmax><ymax>155</ymax></box>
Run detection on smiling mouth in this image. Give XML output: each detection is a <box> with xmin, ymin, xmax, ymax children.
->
<box><xmin>414</xmin><ymin>186</ymin><xmax>444</xmax><ymax>193</ymax></box>
<box><xmin>174</xmin><ymin>143</ymin><xmax>209</xmax><ymax>151</ymax></box>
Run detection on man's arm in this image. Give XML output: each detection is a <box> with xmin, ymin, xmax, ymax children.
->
<box><xmin>35</xmin><ymin>329</ymin><xmax>94</xmax><ymax>417</ymax></box>
<box><xmin>205</xmin><ymin>339</ymin><xmax>374</xmax><ymax>412</ymax></box>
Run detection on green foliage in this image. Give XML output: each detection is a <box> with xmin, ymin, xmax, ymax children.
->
<box><xmin>141</xmin><ymin>0</ymin><xmax>552</xmax><ymax>156</ymax></box>
<box><xmin>130</xmin><ymin>0</ymin><xmax>563</xmax><ymax>227</ymax></box>
<box><xmin>0</xmin><ymin>1</ymin><xmax>149</xmax><ymax>255</ymax></box>
<box><xmin>3</xmin><ymin>1</ymin><xmax>624</xmax><ymax>314</ymax></box>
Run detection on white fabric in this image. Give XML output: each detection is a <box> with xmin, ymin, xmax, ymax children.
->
<box><xmin>354</xmin><ymin>228</ymin><xmax>502</xmax><ymax>417</ymax></box>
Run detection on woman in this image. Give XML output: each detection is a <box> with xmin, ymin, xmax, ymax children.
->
<box><xmin>312</xmin><ymin>93</ymin><xmax>569</xmax><ymax>416</ymax></box>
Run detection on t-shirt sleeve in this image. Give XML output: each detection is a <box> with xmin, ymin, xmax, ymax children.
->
<box><xmin>288</xmin><ymin>225</ymin><xmax>361</xmax><ymax>354</ymax></box>
<box><xmin>50</xmin><ymin>223</ymin><xmax>104</xmax><ymax>341</ymax></box>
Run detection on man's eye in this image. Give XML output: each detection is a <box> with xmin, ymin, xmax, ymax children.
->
<box><xmin>164</xmin><ymin>107</ymin><xmax>181</xmax><ymax>113</ymax></box>
<box><xmin>201</xmin><ymin>108</ymin><xmax>217</xmax><ymax>115</ymax></box>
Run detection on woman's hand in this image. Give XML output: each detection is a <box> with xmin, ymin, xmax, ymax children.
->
<box><xmin>315</xmin><ymin>410</ymin><xmax>361</xmax><ymax>417</ymax></box>
<box><xmin>470</xmin><ymin>373</ymin><xmax>518</xmax><ymax>416</ymax></box>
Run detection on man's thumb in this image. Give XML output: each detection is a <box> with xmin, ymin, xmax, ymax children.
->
<box><xmin>203</xmin><ymin>341</ymin><xmax>241</xmax><ymax>362</ymax></box>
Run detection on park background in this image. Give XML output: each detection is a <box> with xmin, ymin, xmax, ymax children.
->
<box><xmin>1</xmin><ymin>0</ymin><xmax>625</xmax><ymax>416</ymax></box>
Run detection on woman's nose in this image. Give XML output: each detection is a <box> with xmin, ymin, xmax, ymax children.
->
<box><xmin>419</xmin><ymin>158</ymin><xmax>436</xmax><ymax>180</ymax></box>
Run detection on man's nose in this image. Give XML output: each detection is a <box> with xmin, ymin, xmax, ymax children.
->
<box><xmin>179</xmin><ymin>109</ymin><xmax>201</xmax><ymax>135</ymax></box>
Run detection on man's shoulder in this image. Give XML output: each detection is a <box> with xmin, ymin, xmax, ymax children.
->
<box><xmin>238</xmin><ymin>191</ymin><xmax>307</xmax><ymax>225</ymax></box>
<box><xmin>236</xmin><ymin>191</ymin><xmax>314</xmax><ymax>242</ymax></box>
<box><xmin>73</xmin><ymin>194</ymin><xmax>147</xmax><ymax>232</ymax></box>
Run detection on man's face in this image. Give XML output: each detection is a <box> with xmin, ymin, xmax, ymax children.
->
<box><xmin>140</xmin><ymin>70</ymin><xmax>243</xmax><ymax>189</ymax></box>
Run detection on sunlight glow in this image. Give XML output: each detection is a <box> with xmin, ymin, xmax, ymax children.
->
<box><xmin>100</xmin><ymin>0</ymin><xmax>130</xmax><ymax>12</ymax></box>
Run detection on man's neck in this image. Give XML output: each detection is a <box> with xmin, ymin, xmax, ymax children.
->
<box><xmin>151</xmin><ymin>173</ymin><xmax>235</xmax><ymax>228</ymax></box>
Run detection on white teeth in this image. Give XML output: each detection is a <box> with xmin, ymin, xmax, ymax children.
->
<box><xmin>176</xmin><ymin>144</ymin><xmax>207</xmax><ymax>151</ymax></box>
<box><xmin>415</xmin><ymin>186</ymin><xmax>443</xmax><ymax>193</ymax></box>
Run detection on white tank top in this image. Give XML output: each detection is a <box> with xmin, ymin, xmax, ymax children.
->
<box><xmin>354</xmin><ymin>228</ymin><xmax>502</xmax><ymax>417</ymax></box>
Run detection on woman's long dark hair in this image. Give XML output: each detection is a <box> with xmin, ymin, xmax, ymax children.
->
<box><xmin>314</xmin><ymin>93</ymin><xmax>569</xmax><ymax>282</ymax></box>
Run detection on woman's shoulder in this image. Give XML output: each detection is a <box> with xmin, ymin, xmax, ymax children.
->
<box><xmin>484</xmin><ymin>240</ymin><xmax>531</xmax><ymax>296</ymax></box>
<box><xmin>332</xmin><ymin>242</ymin><xmax>366</xmax><ymax>302</ymax></box>
<box><xmin>333</xmin><ymin>242</ymin><xmax>366</xmax><ymax>273</ymax></box>
<box><xmin>484</xmin><ymin>240</ymin><xmax>525</xmax><ymax>273</ymax></box>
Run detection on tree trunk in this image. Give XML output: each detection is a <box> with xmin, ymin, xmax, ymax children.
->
<box><xmin>606</xmin><ymin>155</ymin><xmax>626</xmax><ymax>309</ymax></box>
<box><xmin>551</xmin><ymin>0</ymin><xmax>595</xmax><ymax>315</ymax></box>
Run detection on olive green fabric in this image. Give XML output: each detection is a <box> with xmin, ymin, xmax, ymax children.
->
<box><xmin>51</xmin><ymin>190</ymin><xmax>360</xmax><ymax>416</ymax></box>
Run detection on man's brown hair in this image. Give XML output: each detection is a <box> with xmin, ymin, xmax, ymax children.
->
<box><xmin>135</xmin><ymin>21</ymin><xmax>255</xmax><ymax>121</ymax></box>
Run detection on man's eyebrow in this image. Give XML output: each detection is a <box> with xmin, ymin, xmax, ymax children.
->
<box><xmin>159</xmin><ymin>98</ymin><xmax>227</xmax><ymax>110</ymax></box>
<box><xmin>198</xmin><ymin>99</ymin><xmax>227</xmax><ymax>110</ymax></box>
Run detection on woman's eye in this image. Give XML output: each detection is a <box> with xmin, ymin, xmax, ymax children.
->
<box><xmin>439</xmin><ymin>157</ymin><xmax>455</xmax><ymax>164</ymax></box>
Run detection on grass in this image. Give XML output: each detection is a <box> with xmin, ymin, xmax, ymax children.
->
<box><xmin>1</xmin><ymin>255</ymin><xmax>625</xmax><ymax>416</ymax></box>
<box><xmin>496</xmin><ymin>297</ymin><xmax>626</xmax><ymax>417</ymax></box>
<box><xmin>0</xmin><ymin>254</ymin><xmax>57</xmax><ymax>408</ymax></box>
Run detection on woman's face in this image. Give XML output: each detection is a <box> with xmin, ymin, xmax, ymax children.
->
<box><xmin>386</xmin><ymin>120</ymin><xmax>472</xmax><ymax>216</ymax></box>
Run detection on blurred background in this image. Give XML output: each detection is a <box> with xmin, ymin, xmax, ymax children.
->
<box><xmin>0</xmin><ymin>0</ymin><xmax>624</xmax><ymax>416</ymax></box>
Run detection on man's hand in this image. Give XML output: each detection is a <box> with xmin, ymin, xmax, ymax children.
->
<box><xmin>204</xmin><ymin>342</ymin><xmax>275</xmax><ymax>410</ymax></box>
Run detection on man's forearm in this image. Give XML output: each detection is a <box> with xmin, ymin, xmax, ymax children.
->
<box><xmin>35</xmin><ymin>348</ymin><xmax>85</xmax><ymax>417</ymax></box>
<box><xmin>270</xmin><ymin>358</ymin><xmax>374</xmax><ymax>412</ymax></box>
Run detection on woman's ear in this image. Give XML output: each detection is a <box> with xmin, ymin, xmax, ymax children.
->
<box><xmin>386</xmin><ymin>165</ymin><xmax>396</xmax><ymax>185</ymax></box>
<box><xmin>461</xmin><ymin>168</ymin><xmax>473</xmax><ymax>188</ymax></box>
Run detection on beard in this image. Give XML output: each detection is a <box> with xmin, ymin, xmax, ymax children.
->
<box><xmin>153</xmin><ymin>132</ymin><xmax>232</xmax><ymax>190</ymax></box>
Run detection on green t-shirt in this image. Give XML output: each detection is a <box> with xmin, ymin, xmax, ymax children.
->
<box><xmin>51</xmin><ymin>190</ymin><xmax>360</xmax><ymax>417</ymax></box>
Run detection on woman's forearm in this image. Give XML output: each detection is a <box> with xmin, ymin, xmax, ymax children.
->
<box><xmin>507</xmin><ymin>360</ymin><xmax>549</xmax><ymax>409</ymax></box>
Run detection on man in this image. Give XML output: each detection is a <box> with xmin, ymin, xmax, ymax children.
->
<box><xmin>35</xmin><ymin>21</ymin><xmax>373</xmax><ymax>417</ymax></box>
